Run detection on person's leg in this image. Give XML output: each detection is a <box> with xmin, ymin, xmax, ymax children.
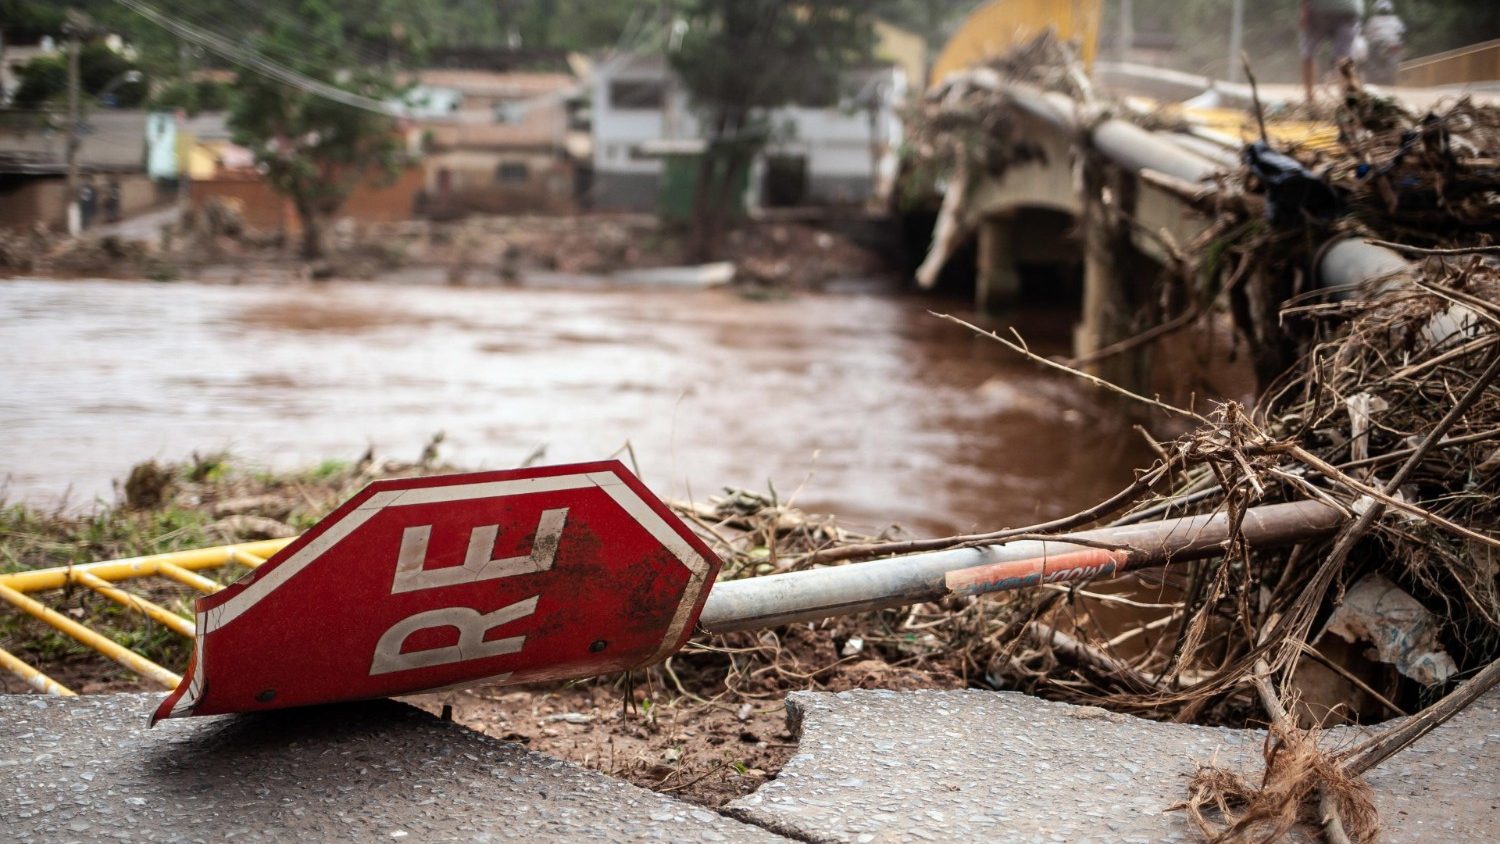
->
<box><xmin>1329</xmin><ymin>16</ymin><xmax>1361</xmax><ymax>74</ymax></box>
<box><xmin>1299</xmin><ymin>14</ymin><xmax>1322</xmax><ymax>101</ymax></box>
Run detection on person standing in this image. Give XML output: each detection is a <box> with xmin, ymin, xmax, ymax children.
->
<box><xmin>104</xmin><ymin>177</ymin><xmax>123</xmax><ymax>223</ymax></box>
<box><xmin>1364</xmin><ymin>1</ymin><xmax>1406</xmax><ymax>86</ymax></box>
<box><xmin>1301</xmin><ymin>0</ymin><xmax>1364</xmax><ymax>101</ymax></box>
<box><xmin>78</xmin><ymin>176</ymin><xmax>98</xmax><ymax>231</ymax></box>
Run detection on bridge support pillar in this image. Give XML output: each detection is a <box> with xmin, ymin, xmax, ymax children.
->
<box><xmin>976</xmin><ymin>215</ymin><xmax>1021</xmax><ymax>314</ymax></box>
<box><xmin>1076</xmin><ymin>174</ymin><xmax>1154</xmax><ymax>395</ymax></box>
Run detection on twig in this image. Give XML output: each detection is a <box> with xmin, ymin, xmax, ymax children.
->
<box><xmin>1290</xmin><ymin>445</ymin><xmax>1500</xmax><ymax>551</ymax></box>
<box><xmin>1248</xmin><ymin>616</ymin><xmax>1355</xmax><ymax>844</ymax></box>
<box><xmin>657</xmin><ymin>760</ymin><xmax>731</xmax><ymax>793</ymax></box>
<box><xmin>1343</xmin><ymin>658</ymin><xmax>1500</xmax><ymax>777</ymax></box>
<box><xmin>1366</xmin><ymin>239</ymin><xmax>1500</xmax><ymax>256</ymax></box>
<box><xmin>1388</xmin><ymin>334</ymin><xmax>1499</xmax><ymax>382</ymax></box>
<box><xmin>1275</xmin><ymin>348</ymin><xmax>1500</xmax><ymax>683</ymax></box>
<box><xmin>933</xmin><ymin>312</ymin><xmax>1210</xmax><ymax>423</ymax></box>
<box><xmin>1338</xmin><ymin>424</ymin><xmax>1500</xmax><ymax>471</ymax></box>
<box><xmin>1241</xmin><ymin>51</ymin><xmax>1269</xmax><ymax>144</ymax></box>
<box><xmin>1024</xmin><ymin>621</ymin><xmax>1157</xmax><ymax>691</ymax></box>
<box><xmin>804</xmin><ymin>463</ymin><xmax>1166</xmax><ymax>565</ymax></box>
<box><xmin>1066</xmin><ymin>305</ymin><xmax>1204</xmax><ymax>368</ymax></box>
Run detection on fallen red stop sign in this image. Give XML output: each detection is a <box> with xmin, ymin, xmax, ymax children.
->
<box><xmin>154</xmin><ymin>462</ymin><xmax>721</xmax><ymax>721</ymax></box>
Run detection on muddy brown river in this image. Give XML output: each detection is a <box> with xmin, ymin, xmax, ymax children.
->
<box><xmin>1</xmin><ymin>276</ymin><xmax>1150</xmax><ymax>536</ymax></box>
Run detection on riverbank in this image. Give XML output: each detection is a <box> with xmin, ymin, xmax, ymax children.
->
<box><xmin>0</xmin><ymin>209</ymin><xmax>897</xmax><ymax>291</ymax></box>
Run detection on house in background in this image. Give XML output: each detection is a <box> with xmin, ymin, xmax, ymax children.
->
<box><xmin>0</xmin><ymin>109</ymin><xmax>157</xmax><ymax>232</ymax></box>
<box><xmin>588</xmin><ymin>22</ymin><xmax>919</xmax><ymax>213</ymax></box>
<box><xmin>404</xmin><ymin>69</ymin><xmax>582</xmax><ymax>215</ymax></box>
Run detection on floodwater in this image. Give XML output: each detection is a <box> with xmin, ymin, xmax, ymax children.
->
<box><xmin>0</xmin><ymin>276</ymin><xmax>1151</xmax><ymax>537</ymax></box>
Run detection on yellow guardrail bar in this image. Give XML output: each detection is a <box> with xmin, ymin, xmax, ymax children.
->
<box><xmin>0</xmin><ymin>645</ymin><xmax>75</xmax><ymax>696</ymax></box>
<box><xmin>0</xmin><ymin>537</ymin><xmax>297</xmax><ymax>696</ymax></box>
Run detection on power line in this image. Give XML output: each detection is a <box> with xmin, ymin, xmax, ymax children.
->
<box><xmin>109</xmin><ymin>0</ymin><xmax>399</xmax><ymax>115</ymax></box>
<box><xmin>112</xmin><ymin>0</ymin><xmax>670</xmax><ymax>121</ymax></box>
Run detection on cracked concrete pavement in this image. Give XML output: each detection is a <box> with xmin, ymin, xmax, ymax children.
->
<box><xmin>4</xmin><ymin>688</ymin><xmax>1496</xmax><ymax>842</ymax></box>
<box><xmin>727</xmin><ymin>687</ymin><xmax>1500</xmax><ymax>843</ymax></box>
<box><xmin>0</xmin><ymin>694</ymin><xmax>780</xmax><ymax>842</ymax></box>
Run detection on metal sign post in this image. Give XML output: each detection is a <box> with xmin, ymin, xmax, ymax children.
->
<box><xmin>0</xmin><ymin>462</ymin><xmax>1341</xmax><ymax>718</ymax></box>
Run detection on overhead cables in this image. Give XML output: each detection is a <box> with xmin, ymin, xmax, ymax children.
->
<box><xmin>109</xmin><ymin>0</ymin><xmax>399</xmax><ymax>115</ymax></box>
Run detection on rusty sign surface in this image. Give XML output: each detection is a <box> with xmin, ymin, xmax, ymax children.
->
<box><xmin>153</xmin><ymin>461</ymin><xmax>720</xmax><ymax>722</ymax></box>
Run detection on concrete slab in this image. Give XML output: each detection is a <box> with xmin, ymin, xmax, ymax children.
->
<box><xmin>727</xmin><ymin>688</ymin><xmax>1500</xmax><ymax>844</ymax></box>
<box><xmin>0</xmin><ymin>694</ymin><xmax>782</xmax><ymax>843</ymax></box>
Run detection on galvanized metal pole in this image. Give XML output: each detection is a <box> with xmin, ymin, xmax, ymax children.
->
<box><xmin>65</xmin><ymin>27</ymin><xmax>81</xmax><ymax>235</ymax></box>
<box><xmin>1227</xmin><ymin>0</ymin><xmax>1245</xmax><ymax>82</ymax></box>
<box><xmin>698</xmin><ymin>500</ymin><xmax>1341</xmax><ymax>633</ymax></box>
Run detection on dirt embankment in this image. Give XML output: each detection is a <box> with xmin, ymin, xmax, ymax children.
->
<box><xmin>0</xmin><ymin>208</ymin><xmax>894</xmax><ymax>291</ymax></box>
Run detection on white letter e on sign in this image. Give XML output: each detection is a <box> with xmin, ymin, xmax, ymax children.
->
<box><xmin>369</xmin><ymin>508</ymin><xmax>568</xmax><ymax>676</ymax></box>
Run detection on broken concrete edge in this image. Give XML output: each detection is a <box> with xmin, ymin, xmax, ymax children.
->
<box><xmin>727</xmin><ymin>687</ymin><xmax>1499</xmax><ymax>844</ymax></box>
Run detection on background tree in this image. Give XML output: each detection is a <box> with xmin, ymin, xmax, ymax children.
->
<box><xmin>670</xmin><ymin>0</ymin><xmax>875</xmax><ymax>258</ymax></box>
<box><xmin>227</xmin><ymin>0</ymin><xmax>407</xmax><ymax>259</ymax></box>
<box><xmin>11</xmin><ymin>42</ymin><xmax>146</xmax><ymax>109</ymax></box>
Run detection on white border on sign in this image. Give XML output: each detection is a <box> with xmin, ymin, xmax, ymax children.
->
<box><xmin>177</xmin><ymin>471</ymin><xmax>709</xmax><ymax>715</ymax></box>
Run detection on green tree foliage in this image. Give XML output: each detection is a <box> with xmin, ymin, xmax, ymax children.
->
<box><xmin>148</xmin><ymin>78</ymin><xmax>229</xmax><ymax>115</ymax></box>
<box><xmin>78</xmin><ymin>41</ymin><xmax>146</xmax><ymax>105</ymax></box>
<box><xmin>227</xmin><ymin>0</ymin><xmax>406</xmax><ymax>259</ymax></box>
<box><xmin>10</xmin><ymin>42</ymin><xmax>145</xmax><ymax>109</ymax></box>
<box><xmin>10</xmin><ymin>56</ymin><xmax>66</xmax><ymax>109</ymax></box>
<box><xmin>669</xmin><ymin>0</ymin><xmax>875</xmax><ymax>256</ymax></box>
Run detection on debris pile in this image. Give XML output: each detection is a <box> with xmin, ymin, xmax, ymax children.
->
<box><xmin>894</xmin><ymin>31</ymin><xmax>1500</xmax><ymax>836</ymax></box>
<box><xmin>1331</xmin><ymin>69</ymin><xmax>1500</xmax><ymax>244</ymax></box>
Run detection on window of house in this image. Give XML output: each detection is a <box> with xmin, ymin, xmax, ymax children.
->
<box><xmin>608</xmin><ymin>79</ymin><xmax>665</xmax><ymax>110</ymax></box>
<box><xmin>494</xmin><ymin>102</ymin><xmax>523</xmax><ymax>124</ymax></box>
<box><xmin>496</xmin><ymin>162</ymin><xmax>530</xmax><ymax>184</ymax></box>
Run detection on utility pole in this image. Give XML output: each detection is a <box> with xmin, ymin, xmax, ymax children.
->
<box><xmin>1228</xmin><ymin>0</ymin><xmax>1246</xmax><ymax>82</ymax></box>
<box><xmin>1118</xmin><ymin>0</ymin><xmax>1134</xmax><ymax>61</ymax></box>
<box><xmin>65</xmin><ymin>23</ymin><xmax>81</xmax><ymax>234</ymax></box>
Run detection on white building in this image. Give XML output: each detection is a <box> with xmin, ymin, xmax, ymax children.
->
<box><xmin>589</xmin><ymin>52</ymin><xmax>907</xmax><ymax>211</ymax></box>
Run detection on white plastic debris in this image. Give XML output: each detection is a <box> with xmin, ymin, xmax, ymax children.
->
<box><xmin>1323</xmin><ymin>573</ymin><xmax>1458</xmax><ymax>686</ymax></box>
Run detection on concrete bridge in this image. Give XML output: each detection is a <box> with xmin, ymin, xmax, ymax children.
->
<box><xmin>922</xmin><ymin>68</ymin><xmax>1432</xmax><ymax>389</ymax></box>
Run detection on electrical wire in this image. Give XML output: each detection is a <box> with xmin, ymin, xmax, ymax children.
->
<box><xmin>112</xmin><ymin>0</ymin><xmax>668</xmax><ymax>121</ymax></box>
<box><xmin>109</xmin><ymin>0</ymin><xmax>399</xmax><ymax>115</ymax></box>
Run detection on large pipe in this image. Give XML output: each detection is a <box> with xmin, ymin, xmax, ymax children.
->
<box><xmin>699</xmin><ymin>500</ymin><xmax>1341</xmax><ymax>633</ymax></box>
<box><xmin>1001</xmin><ymin>82</ymin><xmax>1412</xmax><ymax>302</ymax></box>
<box><xmin>1092</xmin><ymin>119</ymin><xmax>1222</xmax><ymax>183</ymax></box>
<box><xmin>1005</xmin><ymin>82</ymin><xmax>1222</xmax><ymax>184</ymax></box>
<box><xmin>1003</xmin><ymin>83</ymin><xmax>1082</xmax><ymax>132</ymax></box>
<box><xmin>1317</xmin><ymin>237</ymin><xmax>1412</xmax><ymax>296</ymax></box>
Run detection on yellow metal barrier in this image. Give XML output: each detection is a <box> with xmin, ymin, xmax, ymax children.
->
<box><xmin>931</xmin><ymin>0</ymin><xmax>1103</xmax><ymax>87</ymax></box>
<box><xmin>0</xmin><ymin>645</ymin><xmax>74</xmax><ymax>696</ymax></box>
<box><xmin>0</xmin><ymin>538</ymin><xmax>297</xmax><ymax>695</ymax></box>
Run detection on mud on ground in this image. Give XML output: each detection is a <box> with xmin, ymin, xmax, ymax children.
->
<box><xmin>405</xmin><ymin>629</ymin><xmax>963</xmax><ymax>808</ymax></box>
<box><xmin>1</xmin><ymin>209</ymin><xmax>894</xmax><ymax>291</ymax></box>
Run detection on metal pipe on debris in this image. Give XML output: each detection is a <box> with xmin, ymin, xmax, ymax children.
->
<box><xmin>1004</xmin><ymin>82</ymin><xmax>1226</xmax><ymax>185</ymax></box>
<box><xmin>698</xmin><ymin>500</ymin><xmax>1342</xmax><ymax>633</ymax></box>
<box><xmin>1317</xmin><ymin>237</ymin><xmax>1412</xmax><ymax>296</ymax></box>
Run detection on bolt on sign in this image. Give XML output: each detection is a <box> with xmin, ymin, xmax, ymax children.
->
<box><xmin>153</xmin><ymin>462</ymin><xmax>720</xmax><ymax>722</ymax></box>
